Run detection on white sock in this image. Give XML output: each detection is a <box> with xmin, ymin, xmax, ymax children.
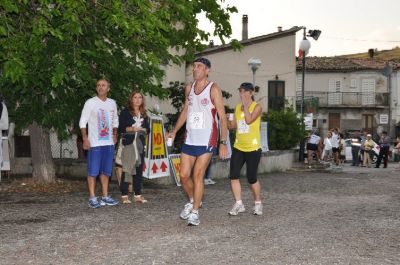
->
<box><xmin>236</xmin><ymin>200</ymin><xmax>243</xmax><ymax>205</ymax></box>
<box><xmin>189</xmin><ymin>198</ymin><xmax>194</xmax><ymax>204</ymax></box>
<box><xmin>255</xmin><ymin>201</ymin><xmax>262</xmax><ymax>205</ymax></box>
<box><xmin>192</xmin><ymin>209</ymin><xmax>199</xmax><ymax>214</ymax></box>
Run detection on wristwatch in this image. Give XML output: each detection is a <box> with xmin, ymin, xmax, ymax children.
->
<box><xmin>220</xmin><ymin>140</ymin><xmax>228</xmax><ymax>145</ymax></box>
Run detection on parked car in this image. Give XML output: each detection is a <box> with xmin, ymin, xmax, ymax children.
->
<box><xmin>343</xmin><ymin>139</ymin><xmax>352</xmax><ymax>162</ymax></box>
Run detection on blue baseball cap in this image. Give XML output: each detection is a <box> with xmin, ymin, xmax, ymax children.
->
<box><xmin>194</xmin><ymin>57</ymin><xmax>211</xmax><ymax>68</ymax></box>
<box><xmin>239</xmin><ymin>82</ymin><xmax>254</xmax><ymax>91</ymax></box>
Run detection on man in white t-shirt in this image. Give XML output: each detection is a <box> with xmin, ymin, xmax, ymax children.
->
<box><xmin>79</xmin><ymin>79</ymin><xmax>119</xmax><ymax>209</ymax></box>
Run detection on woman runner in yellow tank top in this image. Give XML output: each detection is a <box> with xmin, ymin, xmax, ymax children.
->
<box><xmin>227</xmin><ymin>82</ymin><xmax>263</xmax><ymax>216</ymax></box>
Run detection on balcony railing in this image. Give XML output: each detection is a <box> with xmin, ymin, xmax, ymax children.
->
<box><xmin>296</xmin><ymin>92</ymin><xmax>388</xmax><ymax>107</ymax></box>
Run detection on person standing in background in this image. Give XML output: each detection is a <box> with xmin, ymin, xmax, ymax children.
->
<box><xmin>375</xmin><ymin>131</ymin><xmax>391</xmax><ymax>168</ymax></box>
<box><xmin>79</xmin><ymin>79</ymin><xmax>119</xmax><ymax>209</ymax></box>
<box><xmin>118</xmin><ymin>91</ymin><xmax>150</xmax><ymax>204</ymax></box>
<box><xmin>363</xmin><ymin>134</ymin><xmax>376</xmax><ymax>168</ymax></box>
<box><xmin>322</xmin><ymin>131</ymin><xmax>333</xmax><ymax>162</ymax></box>
<box><xmin>339</xmin><ymin>133</ymin><xmax>346</xmax><ymax>165</ymax></box>
<box><xmin>331</xmin><ymin>128</ymin><xmax>340</xmax><ymax>166</ymax></box>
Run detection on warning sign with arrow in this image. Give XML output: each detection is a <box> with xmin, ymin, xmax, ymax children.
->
<box><xmin>168</xmin><ymin>154</ymin><xmax>181</xmax><ymax>186</ymax></box>
<box><xmin>142</xmin><ymin>114</ymin><xmax>170</xmax><ymax>179</ymax></box>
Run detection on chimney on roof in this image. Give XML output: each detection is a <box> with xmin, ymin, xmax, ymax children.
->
<box><xmin>242</xmin><ymin>15</ymin><xmax>248</xmax><ymax>40</ymax></box>
<box><xmin>277</xmin><ymin>26</ymin><xmax>282</xmax><ymax>32</ymax></box>
<box><xmin>368</xmin><ymin>49</ymin><xmax>374</xmax><ymax>58</ymax></box>
<box><xmin>209</xmin><ymin>40</ymin><xmax>214</xmax><ymax>48</ymax></box>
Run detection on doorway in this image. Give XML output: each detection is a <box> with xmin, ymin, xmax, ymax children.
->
<box><xmin>328</xmin><ymin>113</ymin><xmax>340</xmax><ymax>130</ymax></box>
<box><xmin>362</xmin><ymin>114</ymin><xmax>373</xmax><ymax>133</ymax></box>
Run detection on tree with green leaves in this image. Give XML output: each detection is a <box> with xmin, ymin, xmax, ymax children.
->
<box><xmin>0</xmin><ymin>0</ymin><xmax>238</xmax><ymax>181</ymax></box>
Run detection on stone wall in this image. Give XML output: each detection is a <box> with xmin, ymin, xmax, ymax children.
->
<box><xmin>10</xmin><ymin>150</ymin><xmax>297</xmax><ymax>185</ymax></box>
<box><xmin>151</xmin><ymin>150</ymin><xmax>297</xmax><ymax>185</ymax></box>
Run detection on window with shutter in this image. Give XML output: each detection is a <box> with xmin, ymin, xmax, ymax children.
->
<box><xmin>361</xmin><ymin>79</ymin><xmax>375</xmax><ymax>105</ymax></box>
<box><xmin>328</xmin><ymin>78</ymin><xmax>342</xmax><ymax>105</ymax></box>
<box><xmin>350</xmin><ymin>78</ymin><xmax>357</xmax><ymax>88</ymax></box>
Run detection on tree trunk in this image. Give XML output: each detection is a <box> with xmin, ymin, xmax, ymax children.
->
<box><xmin>29</xmin><ymin>122</ymin><xmax>55</xmax><ymax>182</ymax></box>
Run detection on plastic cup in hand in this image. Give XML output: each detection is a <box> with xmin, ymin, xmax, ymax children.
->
<box><xmin>228</xmin><ymin>113</ymin><xmax>234</xmax><ymax>121</ymax></box>
<box><xmin>167</xmin><ymin>137</ymin><xmax>173</xmax><ymax>147</ymax></box>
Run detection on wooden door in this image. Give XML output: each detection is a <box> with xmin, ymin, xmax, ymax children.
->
<box><xmin>362</xmin><ymin>114</ymin><xmax>373</xmax><ymax>133</ymax></box>
<box><xmin>328</xmin><ymin>113</ymin><xmax>340</xmax><ymax>130</ymax></box>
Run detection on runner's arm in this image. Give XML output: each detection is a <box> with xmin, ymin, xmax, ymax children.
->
<box><xmin>211</xmin><ymin>83</ymin><xmax>228</xmax><ymax>159</ymax></box>
<box><xmin>167</xmin><ymin>83</ymin><xmax>191</xmax><ymax>139</ymax></box>
<box><xmin>211</xmin><ymin>84</ymin><xmax>227</xmax><ymax>141</ymax></box>
<box><xmin>243</xmin><ymin>103</ymin><xmax>262</xmax><ymax>125</ymax></box>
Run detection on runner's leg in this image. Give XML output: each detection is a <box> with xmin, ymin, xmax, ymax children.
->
<box><xmin>180</xmin><ymin>153</ymin><xmax>196</xmax><ymax>200</ymax></box>
<box><xmin>192</xmin><ymin>153</ymin><xmax>212</xmax><ymax>210</ymax></box>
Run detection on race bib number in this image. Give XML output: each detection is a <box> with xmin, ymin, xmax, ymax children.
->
<box><xmin>189</xmin><ymin>112</ymin><xmax>204</xmax><ymax>129</ymax></box>
<box><xmin>237</xmin><ymin>120</ymin><xmax>249</xmax><ymax>134</ymax></box>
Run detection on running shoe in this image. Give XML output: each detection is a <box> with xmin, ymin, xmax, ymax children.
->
<box><xmin>204</xmin><ymin>179</ymin><xmax>216</xmax><ymax>185</ymax></box>
<box><xmin>187</xmin><ymin>212</ymin><xmax>200</xmax><ymax>226</ymax></box>
<box><xmin>253</xmin><ymin>203</ymin><xmax>263</xmax><ymax>215</ymax></box>
<box><xmin>180</xmin><ymin>202</ymin><xmax>193</xmax><ymax>220</ymax></box>
<box><xmin>88</xmin><ymin>198</ymin><xmax>101</xmax><ymax>209</ymax></box>
<box><xmin>100</xmin><ymin>196</ymin><xmax>119</xmax><ymax>206</ymax></box>
<box><xmin>229</xmin><ymin>202</ymin><xmax>245</xmax><ymax>216</ymax></box>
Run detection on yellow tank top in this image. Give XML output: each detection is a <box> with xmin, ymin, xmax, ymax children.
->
<box><xmin>234</xmin><ymin>102</ymin><xmax>261</xmax><ymax>152</ymax></box>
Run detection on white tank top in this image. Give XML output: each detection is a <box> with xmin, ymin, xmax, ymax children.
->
<box><xmin>185</xmin><ymin>81</ymin><xmax>218</xmax><ymax>147</ymax></box>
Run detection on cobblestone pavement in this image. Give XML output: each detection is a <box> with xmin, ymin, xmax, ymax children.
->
<box><xmin>1</xmin><ymin>163</ymin><xmax>400</xmax><ymax>265</ymax></box>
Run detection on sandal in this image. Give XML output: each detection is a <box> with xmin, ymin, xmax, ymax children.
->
<box><xmin>121</xmin><ymin>195</ymin><xmax>132</xmax><ymax>204</ymax></box>
<box><xmin>134</xmin><ymin>195</ymin><xmax>148</xmax><ymax>203</ymax></box>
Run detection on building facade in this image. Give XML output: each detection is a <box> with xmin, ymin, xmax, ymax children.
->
<box><xmin>297</xmin><ymin>53</ymin><xmax>400</xmax><ymax>138</ymax></box>
<box><xmin>153</xmin><ymin>16</ymin><xmax>301</xmax><ymax>115</ymax></box>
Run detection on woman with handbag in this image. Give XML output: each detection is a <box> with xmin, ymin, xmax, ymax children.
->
<box><xmin>118</xmin><ymin>91</ymin><xmax>150</xmax><ymax>204</ymax></box>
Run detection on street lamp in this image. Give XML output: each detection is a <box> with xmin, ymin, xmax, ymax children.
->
<box><xmin>248</xmin><ymin>57</ymin><xmax>262</xmax><ymax>86</ymax></box>
<box><xmin>298</xmin><ymin>27</ymin><xmax>321</xmax><ymax>162</ymax></box>
<box><xmin>299</xmin><ymin>28</ymin><xmax>321</xmax><ymax>116</ymax></box>
<box><xmin>383</xmin><ymin>62</ymin><xmax>393</xmax><ymax>137</ymax></box>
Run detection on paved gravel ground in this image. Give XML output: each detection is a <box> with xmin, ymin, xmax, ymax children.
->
<box><xmin>1</xmin><ymin>164</ymin><xmax>400</xmax><ymax>265</ymax></box>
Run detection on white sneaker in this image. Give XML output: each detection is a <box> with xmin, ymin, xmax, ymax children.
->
<box><xmin>229</xmin><ymin>202</ymin><xmax>245</xmax><ymax>216</ymax></box>
<box><xmin>204</xmin><ymin>178</ymin><xmax>216</xmax><ymax>185</ymax></box>
<box><xmin>253</xmin><ymin>203</ymin><xmax>263</xmax><ymax>215</ymax></box>
<box><xmin>180</xmin><ymin>202</ymin><xmax>193</xmax><ymax>220</ymax></box>
<box><xmin>187</xmin><ymin>212</ymin><xmax>200</xmax><ymax>226</ymax></box>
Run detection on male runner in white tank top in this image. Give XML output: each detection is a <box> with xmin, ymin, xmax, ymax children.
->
<box><xmin>167</xmin><ymin>57</ymin><xmax>228</xmax><ymax>226</ymax></box>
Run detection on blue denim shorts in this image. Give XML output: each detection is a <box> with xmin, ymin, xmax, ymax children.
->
<box><xmin>87</xmin><ymin>145</ymin><xmax>115</xmax><ymax>177</ymax></box>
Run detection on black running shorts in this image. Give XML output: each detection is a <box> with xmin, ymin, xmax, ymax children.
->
<box><xmin>229</xmin><ymin>147</ymin><xmax>262</xmax><ymax>184</ymax></box>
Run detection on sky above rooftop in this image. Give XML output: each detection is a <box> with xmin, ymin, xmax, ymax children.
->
<box><xmin>198</xmin><ymin>0</ymin><xmax>400</xmax><ymax>56</ymax></box>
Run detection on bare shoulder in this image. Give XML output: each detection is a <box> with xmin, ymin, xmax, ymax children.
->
<box><xmin>210</xmin><ymin>82</ymin><xmax>222</xmax><ymax>97</ymax></box>
<box><xmin>254</xmin><ymin>102</ymin><xmax>262</xmax><ymax>111</ymax></box>
<box><xmin>210</xmin><ymin>82</ymin><xmax>221</xmax><ymax>91</ymax></box>
<box><xmin>185</xmin><ymin>82</ymin><xmax>192</xmax><ymax>95</ymax></box>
